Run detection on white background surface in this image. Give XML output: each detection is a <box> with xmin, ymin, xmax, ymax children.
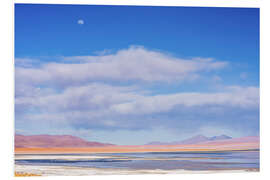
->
<box><xmin>1</xmin><ymin>0</ymin><xmax>269</xmax><ymax>179</ymax></box>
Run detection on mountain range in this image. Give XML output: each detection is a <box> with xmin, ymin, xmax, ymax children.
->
<box><xmin>145</xmin><ymin>134</ymin><xmax>232</xmax><ymax>145</ymax></box>
<box><xmin>15</xmin><ymin>134</ymin><xmax>114</xmax><ymax>148</ymax></box>
<box><xmin>15</xmin><ymin>134</ymin><xmax>259</xmax><ymax>149</ymax></box>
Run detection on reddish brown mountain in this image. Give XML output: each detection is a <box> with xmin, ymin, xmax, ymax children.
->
<box><xmin>15</xmin><ymin>134</ymin><xmax>114</xmax><ymax>148</ymax></box>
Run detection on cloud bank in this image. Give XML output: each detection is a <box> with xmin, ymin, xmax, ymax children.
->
<box><xmin>15</xmin><ymin>46</ymin><xmax>259</xmax><ymax>138</ymax></box>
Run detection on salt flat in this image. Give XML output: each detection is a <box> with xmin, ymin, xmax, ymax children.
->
<box><xmin>15</xmin><ymin>164</ymin><xmax>251</xmax><ymax>176</ymax></box>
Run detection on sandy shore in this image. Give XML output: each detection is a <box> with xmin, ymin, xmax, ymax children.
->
<box><xmin>15</xmin><ymin>164</ymin><xmax>255</xmax><ymax>176</ymax></box>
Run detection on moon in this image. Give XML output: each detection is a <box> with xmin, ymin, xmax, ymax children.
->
<box><xmin>77</xmin><ymin>19</ymin><xmax>84</xmax><ymax>25</ymax></box>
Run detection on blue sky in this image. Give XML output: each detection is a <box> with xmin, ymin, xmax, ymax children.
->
<box><xmin>15</xmin><ymin>4</ymin><xmax>259</xmax><ymax>145</ymax></box>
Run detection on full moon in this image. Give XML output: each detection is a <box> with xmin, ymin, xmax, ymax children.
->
<box><xmin>77</xmin><ymin>19</ymin><xmax>84</xmax><ymax>25</ymax></box>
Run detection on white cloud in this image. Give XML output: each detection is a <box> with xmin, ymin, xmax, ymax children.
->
<box><xmin>15</xmin><ymin>83</ymin><xmax>145</xmax><ymax>113</ymax></box>
<box><xmin>15</xmin><ymin>46</ymin><xmax>228</xmax><ymax>87</ymax></box>
<box><xmin>110</xmin><ymin>86</ymin><xmax>259</xmax><ymax>115</ymax></box>
<box><xmin>16</xmin><ymin>82</ymin><xmax>259</xmax><ymax>125</ymax></box>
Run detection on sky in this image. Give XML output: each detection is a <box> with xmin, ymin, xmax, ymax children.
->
<box><xmin>15</xmin><ymin>4</ymin><xmax>259</xmax><ymax>145</ymax></box>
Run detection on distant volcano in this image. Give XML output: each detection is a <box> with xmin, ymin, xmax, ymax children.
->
<box><xmin>208</xmin><ymin>135</ymin><xmax>232</xmax><ymax>141</ymax></box>
<box><xmin>146</xmin><ymin>134</ymin><xmax>233</xmax><ymax>145</ymax></box>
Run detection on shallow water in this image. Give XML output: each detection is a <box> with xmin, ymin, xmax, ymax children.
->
<box><xmin>15</xmin><ymin>150</ymin><xmax>259</xmax><ymax>171</ymax></box>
